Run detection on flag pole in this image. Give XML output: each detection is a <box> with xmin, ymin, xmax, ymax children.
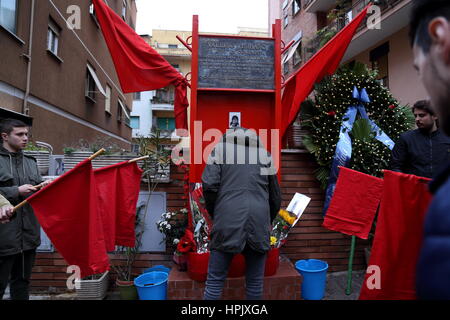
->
<box><xmin>128</xmin><ymin>155</ymin><xmax>149</xmax><ymax>163</ymax></box>
<box><xmin>345</xmin><ymin>235</ymin><xmax>357</xmax><ymax>295</ymax></box>
<box><xmin>12</xmin><ymin>149</ymin><xmax>106</xmax><ymax>212</ymax></box>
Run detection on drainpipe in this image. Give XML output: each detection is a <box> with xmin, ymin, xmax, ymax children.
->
<box><xmin>22</xmin><ymin>0</ymin><xmax>35</xmax><ymax>115</ymax></box>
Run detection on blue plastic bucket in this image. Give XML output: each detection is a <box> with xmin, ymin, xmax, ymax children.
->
<box><xmin>134</xmin><ymin>271</ymin><xmax>168</xmax><ymax>300</ymax></box>
<box><xmin>144</xmin><ymin>265</ymin><xmax>170</xmax><ymax>275</ymax></box>
<box><xmin>295</xmin><ymin>259</ymin><xmax>328</xmax><ymax>300</ymax></box>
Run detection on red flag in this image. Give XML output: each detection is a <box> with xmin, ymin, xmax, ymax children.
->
<box><xmin>94</xmin><ymin>161</ymin><xmax>143</xmax><ymax>251</ymax></box>
<box><xmin>281</xmin><ymin>5</ymin><xmax>370</xmax><ymax>138</ymax></box>
<box><xmin>92</xmin><ymin>0</ymin><xmax>189</xmax><ymax>131</ymax></box>
<box><xmin>322</xmin><ymin>167</ymin><xmax>383</xmax><ymax>239</ymax></box>
<box><xmin>359</xmin><ymin>171</ymin><xmax>432</xmax><ymax>300</ymax></box>
<box><xmin>27</xmin><ymin>159</ymin><xmax>109</xmax><ymax>278</ymax></box>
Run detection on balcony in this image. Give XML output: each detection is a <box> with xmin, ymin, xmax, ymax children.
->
<box><xmin>302</xmin><ymin>0</ymin><xmax>411</xmax><ymax>62</ymax></box>
<box><xmin>342</xmin><ymin>0</ymin><xmax>412</xmax><ymax>61</ymax></box>
<box><xmin>304</xmin><ymin>0</ymin><xmax>338</xmax><ymax>13</ymax></box>
<box><xmin>150</xmin><ymin>87</ymin><xmax>175</xmax><ymax>111</ymax></box>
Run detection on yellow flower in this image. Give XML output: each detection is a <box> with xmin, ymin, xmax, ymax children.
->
<box><xmin>279</xmin><ymin>209</ymin><xmax>296</xmax><ymax>225</ymax></box>
<box><xmin>270</xmin><ymin>236</ymin><xmax>277</xmax><ymax>246</ymax></box>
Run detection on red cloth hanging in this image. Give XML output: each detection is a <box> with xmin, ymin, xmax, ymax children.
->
<box><xmin>281</xmin><ymin>4</ymin><xmax>370</xmax><ymax>138</ymax></box>
<box><xmin>322</xmin><ymin>167</ymin><xmax>383</xmax><ymax>239</ymax></box>
<box><xmin>359</xmin><ymin>170</ymin><xmax>432</xmax><ymax>300</ymax></box>
<box><xmin>27</xmin><ymin>159</ymin><xmax>109</xmax><ymax>278</ymax></box>
<box><xmin>92</xmin><ymin>0</ymin><xmax>189</xmax><ymax>131</ymax></box>
<box><xmin>94</xmin><ymin>161</ymin><xmax>143</xmax><ymax>251</ymax></box>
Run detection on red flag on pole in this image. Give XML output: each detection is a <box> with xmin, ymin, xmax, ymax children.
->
<box><xmin>322</xmin><ymin>167</ymin><xmax>383</xmax><ymax>239</ymax></box>
<box><xmin>92</xmin><ymin>0</ymin><xmax>189</xmax><ymax>131</ymax></box>
<box><xmin>359</xmin><ymin>171</ymin><xmax>432</xmax><ymax>300</ymax></box>
<box><xmin>94</xmin><ymin>161</ymin><xmax>143</xmax><ymax>251</ymax></box>
<box><xmin>27</xmin><ymin>159</ymin><xmax>109</xmax><ymax>278</ymax></box>
<box><xmin>281</xmin><ymin>5</ymin><xmax>370</xmax><ymax>138</ymax></box>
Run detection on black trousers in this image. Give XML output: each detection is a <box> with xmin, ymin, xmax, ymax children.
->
<box><xmin>0</xmin><ymin>249</ymin><xmax>36</xmax><ymax>300</ymax></box>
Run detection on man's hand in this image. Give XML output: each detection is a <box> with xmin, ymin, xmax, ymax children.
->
<box><xmin>18</xmin><ymin>184</ymin><xmax>38</xmax><ymax>196</ymax></box>
<box><xmin>40</xmin><ymin>179</ymin><xmax>53</xmax><ymax>188</ymax></box>
<box><xmin>0</xmin><ymin>205</ymin><xmax>14</xmax><ymax>224</ymax></box>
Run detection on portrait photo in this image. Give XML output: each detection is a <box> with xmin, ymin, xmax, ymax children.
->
<box><xmin>229</xmin><ymin>112</ymin><xmax>241</xmax><ymax>128</ymax></box>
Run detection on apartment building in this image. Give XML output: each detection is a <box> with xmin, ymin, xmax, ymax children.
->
<box><xmin>272</xmin><ymin>0</ymin><xmax>427</xmax><ymax>109</ymax></box>
<box><xmin>0</xmin><ymin>0</ymin><xmax>137</xmax><ymax>153</ymax></box>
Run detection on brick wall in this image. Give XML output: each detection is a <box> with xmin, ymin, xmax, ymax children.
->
<box><xmin>30</xmin><ymin>151</ymin><xmax>368</xmax><ymax>293</ymax></box>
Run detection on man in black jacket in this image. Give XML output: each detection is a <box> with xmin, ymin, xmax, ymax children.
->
<box><xmin>390</xmin><ymin>100</ymin><xmax>450</xmax><ymax>178</ymax></box>
<box><xmin>0</xmin><ymin>119</ymin><xmax>50</xmax><ymax>300</ymax></box>
<box><xmin>202</xmin><ymin>128</ymin><xmax>281</xmax><ymax>300</ymax></box>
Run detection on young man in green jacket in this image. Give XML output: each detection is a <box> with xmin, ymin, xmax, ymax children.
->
<box><xmin>0</xmin><ymin>119</ymin><xmax>50</xmax><ymax>300</ymax></box>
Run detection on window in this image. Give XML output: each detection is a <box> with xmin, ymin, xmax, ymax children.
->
<box><xmin>122</xmin><ymin>0</ymin><xmax>127</xmax><ymax>19</ymax></box>
<box><xmin>293</xmin><ymin>0</ymin><xmax>301</xmax><ymax>15</ymax></box>
<box><xmin>283</xmin><ymin>61</ymin><xmax>289</xmax><ymax>75</ymax></box>
<box><xmin>132</xmin><ymin>144</ymin><xmax>140</xmax><ymax>154</ymax></box>
<box><xmin>47</xmin><ymin>19</ymin><xmax>60</xmax><ymax>56</ymax></box>
<box><xmin>0</xmin><ymin>0</ymin><xmax>18</xmax><ymax>34</ymax></box>
<box><xmin>133</xmin><ymin>92</ymin><xmax>141</xmax><ymax>101</ymax></box>
<box><xmin>157</xmin><ymin>118</ymin><xmax>175</xmax><ymax>131</ymax></box>
<box><xmin>168</xmin><ymin>44</ymin><xmax>178</xmax><ymax>49</ymax></box>
<box><xmin>86</xmin><ymin>69</ymin><xmax>96</xmax><ymax>102</ymax></box>
<box><xmin>118</xmin><ymin>99</ymin><xmax>131</xmax><ymax>125</ymax></box>
<box><xmin>130</xmin><ymin>116</ymin><xmax>140</xmax><ymax>129</ymax></box>
<box><xmin>105</xmin><ymin>85</ymin><xmax>112</xmax><ymax>113</ymax></box>
<box><xmin>86</xmin><ymin>64</ymin><xmax>106</xmax><ymax>102</ymax></box>
<box><xmin>370</xmin><ymin>42</ymin><xmax>390</xmax><ymax>88</ymax></box>
<box><xmin>293</xmin><ymin>43</ymin><xmax>302</xmax><ymax>66</ymax></box>
<box><xmin>283</xmin><ymin>15</ymin><xmax>289</xmax><ymax>28</ymax></box>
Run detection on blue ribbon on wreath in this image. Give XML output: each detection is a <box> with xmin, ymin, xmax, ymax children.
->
<box><xmin>322</xmin><ymin>86</ymin><xmax>395</xmax><ymax>216</ymax></box>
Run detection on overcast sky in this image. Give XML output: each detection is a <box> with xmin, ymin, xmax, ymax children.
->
<box><xmin>135</xmin><ymin>0</ymin><xmax>269</xmax><ymax>35</ymax></box>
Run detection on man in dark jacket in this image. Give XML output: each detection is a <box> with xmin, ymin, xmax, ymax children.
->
<box><xmin>0</xmin><ymin>119</ymin><xmax>49</xmax><ymax>300</ymax></box>
<box><xmin>202</xmin><ymin>128</ymin><xmax>281</xmax><ymax>300</ymax></box>
<box><xmin>410</xmin><ymin>0</ymin><xmax>450</xmax><ymax>299</ymax></box>
<box><xmin>390</xmin><ymin>100</ymin><xmax>450</xmax><ymax>178</ymax></box>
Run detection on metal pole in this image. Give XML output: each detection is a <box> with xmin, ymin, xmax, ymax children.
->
<box><xmin>345</xmin><ymin>235</ymin><xmax>357</xmax><ymax>295</ymax></box>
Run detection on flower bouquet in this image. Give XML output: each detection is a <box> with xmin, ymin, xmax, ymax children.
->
<box><xmin>270</xmin><ymin>193</ymin><xmax>311</xmax><ymax>249</ymax></box>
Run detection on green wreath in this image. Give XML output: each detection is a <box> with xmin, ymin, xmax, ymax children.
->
<box><xmin>300</xmin><ymin>62</ymin><xmax>415</xmax><ymax>189</ymax></box>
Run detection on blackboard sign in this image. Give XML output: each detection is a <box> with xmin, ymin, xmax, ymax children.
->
<box><xmin>198</xmin><ymin>37</ymin><xmax>275</xmax><ymax>90</ymax></box>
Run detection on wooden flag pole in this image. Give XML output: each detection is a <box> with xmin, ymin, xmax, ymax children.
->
<box><xmin>12</xmin><ymin>149</ymin><xmax>106</xmax><ymax>212</ymax></box>
<box><xmin>128</xmin><ymin>155</ymin><xmax>149</xmax><ymax>163</ymax></box>
<box><xmin>345</xmin><ymin>235</ymin><xmax>357</xmax><ymax>295</ymax></box>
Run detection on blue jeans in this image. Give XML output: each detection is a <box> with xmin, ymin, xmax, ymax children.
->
<box><xmin>203</xmin><ymin>246</ymin><xmax>267</xmax><ymax>300</ymax></box>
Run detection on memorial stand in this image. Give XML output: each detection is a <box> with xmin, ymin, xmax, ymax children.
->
<box><xmin>187</xmin><ymin>15</ymin><xmax>283</xmax><ymax>183</ymax></box>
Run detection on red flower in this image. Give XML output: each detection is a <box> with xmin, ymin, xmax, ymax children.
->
<box><xmin>388</xmin><ymin>104</ymin><xmax>396</xmax><ymax>110</ymax></box>
<box><xmin>283</xmin><ymin>225</ymin><xmax>289</xmax><ymax>230</ymax></box>
<box><xmin>327</xmin><ymin>111</ymin><xmax>336</xmax><ymax>116</ymax></box>
<box><xmin>176</xmin><ymin>229</ymin><xmax>197</xmax><ymax>253</ymax></box>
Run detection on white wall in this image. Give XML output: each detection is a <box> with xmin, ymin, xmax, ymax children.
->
<box><xmin>131</xmin><ymin>91</ymin><xmax>154</xmax><ymax>138</ymax></box>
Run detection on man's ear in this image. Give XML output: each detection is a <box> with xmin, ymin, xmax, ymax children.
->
<box><xmin>0</xmin><ymin>133</ymin><xmax>7</xmax><ymax>142</ymax></box>
<box><xmin>429</xmin><ymin>17</ymin><xmax>450</xmax><ymax>65</ymax></box>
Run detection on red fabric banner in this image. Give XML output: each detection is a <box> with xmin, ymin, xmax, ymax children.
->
<box><xmin>322</xmin><ymin>167</ymin><xmax>383</xmax><ymax>239</ymax></box>
<box><xmin>94</xmin><ymin>161</ymin><xmax>143</xmax><ymax>251</ymax></box>
<box><xmin>27</xmin><ymin>159</ymin><xmax>109</xmax><ymax>278</ymax></box>
<box><xmin>92</xmin><ymin>0</ymin><xmax>189</xmax><ymax>131</ymax></box>
<box><xmin>359</xmin><ymin>170</ymin><xmax>432</xmax><ymax>300</ymax></box>
<box><xmin>281</xmin><ymin>5</ymin><xmax>370</xmax><ymax>138</ymax></box>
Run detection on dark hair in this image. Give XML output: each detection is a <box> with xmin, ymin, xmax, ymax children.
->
<box><xmin>0</xmin><ymin>118</ymin><xmax>29</xmax><ymax>135</ymax></box>
<box><xmin>412</xmin><ymin>100</ymin><xmax>435</xmax><ymax>116</ymax></box>
<box><xmin>230</xmin><ymin>115</ymin><xmax>239</xmax><ymax>124</ymax></box>
<box><xmin>409</xmin><ymin>0</ymin><xmax>450</xmax><ymax>52</ymax></box>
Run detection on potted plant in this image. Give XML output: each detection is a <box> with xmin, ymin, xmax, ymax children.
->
<box><xmin>75</xmin><ymin>271</ymin><xmax>110</xmax><ymax>300</ymax></box>
<box><xmin>112</xmin><ymin>203</ymin><xmax>145</xmax><ymax>300</ymax></box>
